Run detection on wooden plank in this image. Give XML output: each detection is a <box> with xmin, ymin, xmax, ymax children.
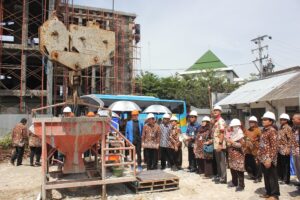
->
<box><xmin>45</xmin><ymin>177</ymin><xmax>136</xmax><ymax>190</ymax></box>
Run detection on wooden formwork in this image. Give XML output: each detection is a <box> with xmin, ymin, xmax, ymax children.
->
<box><xmin>127</xmin><ymin>170</ymin><xmax>179</xmax><ymax>193</ymax></box>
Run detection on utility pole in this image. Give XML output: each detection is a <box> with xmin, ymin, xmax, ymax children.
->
<box><xmin>251</xmin><ymin>35</ymin><xmax>272</xmax><ymax>79</ymax></box>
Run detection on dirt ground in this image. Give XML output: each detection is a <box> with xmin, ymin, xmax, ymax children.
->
<box><xmin>0</xmin><ymin>148</ymin><xmax>300</xmax><ymax>200</ymax></box>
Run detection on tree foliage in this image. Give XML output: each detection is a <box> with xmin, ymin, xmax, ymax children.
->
<box><xmin>135</xmin><ymin>71</ymin><xmax>240</xmax><ymax>108</ymax></box>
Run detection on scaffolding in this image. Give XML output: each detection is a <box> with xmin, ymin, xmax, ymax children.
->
<box><xmin>0</xmin><ymin>0</ymin><xmax>140</xmax><ymax>114</ymax></box>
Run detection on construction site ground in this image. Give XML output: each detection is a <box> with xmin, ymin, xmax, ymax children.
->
<box><xmin>0</xmin><ymin>149</ymin><xmax>299</xmax><ymax>200</ymax></box>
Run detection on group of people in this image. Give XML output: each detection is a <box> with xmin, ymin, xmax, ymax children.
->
<box><xmin>10</xmin><ymin>118</ymin><xmax>41</xmax><ymax>167</ymax></box>
<box><xmin>124</xmin><ymin>106</ymin><xmax>300</xmax><ymax>200</ymax></box>
<box><xmin>9</xmin><ymin>104</ymin><xmax>300</xmax><ymax>200</ymax></box>
<box><xmin>125</xmin><ymin>111</ymin><xmax>182</xmax><ymax>171</ymax></box>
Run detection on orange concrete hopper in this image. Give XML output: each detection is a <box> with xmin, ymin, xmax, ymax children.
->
<box><xmin>33</xmin><ymin>117</ymin><xmax>109</xmax><ymax>174</ymax></box>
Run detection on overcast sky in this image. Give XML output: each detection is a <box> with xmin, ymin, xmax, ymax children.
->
<box><xmin>75</xmin><ymin>0</ymin><xmax>300</xmax><ymax>78</ymax></box>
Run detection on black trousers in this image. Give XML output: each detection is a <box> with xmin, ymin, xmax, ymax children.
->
<box><xmin>188</xmin><ymin>146</ymin><xmax>196</xmax><ymax>169</ymax></box>
<box><xmin>133</xmin><ymin>141</ymin><xmax>142</xmax><ymax>166</ymax></box>
<box><xmin>196</xmin><ymin>158</ymin><xmax>205</xmax><ymax>174</ymax></box>
<box><xmin>160</xmin><ymin>147</ymin><xmax>171</xmax><ymax>169</ymax></box>
<box><xmin>230</xmin><ymin>169</ymin><xmax>245</xmax><ymax>188</ymax></box>
<box><xmin>261</xmin><ymin>163</ymin><xmax>280</xmax><ymax>197</ymax></box>
<box><xmin>212</xmin><ymin>151</ymin><xmax>218</xmax><ymax>176</ymax></box>
<box><xmin>30</xmin><ymin>146</ymin><xmax>41</xmax><ymax>165</ymax></box>
<box><xmin>144</xmin><ymin>148</ymin><xmax>158</xmax><ymax>170</ymax></box>
<box><xmin>11</xmin><ymin>146</ymin><xmax>25</xmax><ymax>165</ymax></box>
<box><xmin>175</xmin><ymin>148</ymin><xmax>182</xmax><ymax>168</ymax></box>
<box><xmin>204</xmin><ymin>159</ymin><xmax>214</xmax><ymax>177</ymax></box>
<box><xmin>245</xmin><ymin>154</ymin><xmax>262</xmax><ymax>180</ymax></box>
<box><xmin>277</xmin><ymin>153</ymin><xmax>290</xmax><ymax>184</ymax></box>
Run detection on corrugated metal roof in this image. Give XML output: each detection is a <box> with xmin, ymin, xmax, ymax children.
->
<box><xmin>260</xmin><ymin>73</ymin><xmax>300</xmax><ymax>101</ymax></box>
<box><xmin>217</xmin><ymin>72</ymin><xmax>299</xmax><ymax>106</ymax></box>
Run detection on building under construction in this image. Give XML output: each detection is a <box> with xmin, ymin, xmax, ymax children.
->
<box><xmin>0</xmin><ymin>0</ymin><xmax>141</xmax><ymax>115</ymax></box>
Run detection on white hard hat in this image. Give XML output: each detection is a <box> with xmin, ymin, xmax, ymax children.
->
<box><xmin>29</xmin><ymin>125</ymin><xmax>34</xmax><ymax>134</ymax></box>
<box><xmin>189</xmin><ymin>110</ymin><xmax>198</xmax><ymax>117</ymax></box>
<box><xmin>279</xmin><ymin>113</ymin><xmax>290</xmax><ymax>120</ymax></box>
<box><xmin>146</xmin><ymin>113</ymin><xmax>155</xmax><ymax>120</ymax></box>
<box><xmin>249</xmin><ymin>116</ymin><xmax>258</xmax><ymax>122</ymax></box>
<box><xmin>170</xmin><ymin>116</ymin><xmax>178</xmax><ymax>121</ymax></box>
<box><xmin>213</xmin><ymin>105</ymin><xmax>222</xmax><ymax>111</ymax></box>
<box><xmin>63</xmin><ymin>106</ymin><xmax>72</xmax><ymax>113</ymax></box>
<box><xmin>230</xmin><ymin>118</ymin><xmax>241</xmax><ymax>127</ymax></box>
<box><xmin>262</xmin><ymin>111</ymin><xmax>276</xmax><ymax>121</ymax></box>
<box><xmin>162</xmin><ymin>113</ymin><xmax>171</xmax><ymax>119</ymax></box>
<box><xmin>202</xmin><ymin>116</ymin><xmax>211</xmax><ymax>122</ymax></box>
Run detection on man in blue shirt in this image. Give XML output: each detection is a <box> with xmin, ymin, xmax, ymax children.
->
<box><xmin>186</xmin><ymin>110</ymin><xmax>201</xmax><ymax>172</ymax></box>
<box><xmin>125</xmin><ymin>110</ymin><xmax>144</xmax><ymax>171</ymax></box>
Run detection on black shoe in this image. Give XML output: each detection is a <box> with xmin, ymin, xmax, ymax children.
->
<box><xmin>189</xmin><ymin>168</ymin><xmax>196</xmax><ymax>172</ymax></box>
<box><xmin>30</xmin><ymin>163</ymin><xmax>34</xmax><ymax>167</ymax></box>
<box><xmin>293</xmin><ymin>182</ymin><xmax>300</xmax><ymax>186</ymax></box>
<box><xmin>235</xmin><ymin>186</ymin><xmax>244</xmax><ymax>192</ymax></box>
<box><xmin>254</xmin><ymin>179</ymin><xmax>262</xmax><ymax>183</ymax></box>
<box><xmin>227</xmin><ymin>182</ymin><xmax>236</xmax><ymax>188</ymax></box>
<box><xmin>161</xmin><ymin>167</ymin><xmax>166</xmax><ymax>170</ymax></box>
<box><xmin>35</xmin><ymin>162</ymin><xmax>41</xmax><ymax>166</ymax></box>
<box><xmin>16</xmin><ymin>163</ymin><xmax>22</xmax><ymax>166</ymax></box>
<box><xmin>218</xmin><ymin>180</ymin><xmax>227</xmax><ymax>184</ymax></box>
<box><xmin>10</xmin><ymin>160</ymin><xmax>15</xmax><ymax>166</ymax></box>
<box><xmin>171</xmin><ymin>166</ymin><xmax>178</xmax><ymax>171</ymax></box>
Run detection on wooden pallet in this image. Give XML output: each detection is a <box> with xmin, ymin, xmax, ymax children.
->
<box><xmin>127</xmin><ymin>170</ymin><xmax>179</xmax><ymax>193</ymax></box>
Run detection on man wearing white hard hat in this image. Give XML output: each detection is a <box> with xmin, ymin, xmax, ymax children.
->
<box><xmin>277</xmin><ymin>113</ymin><xmax>292</xmax><ymax>185</ymax></box>
<box><xmin>142</xmin><ymin>113</ymin><xmax>161</xmax><ymax>170</ymax></box>
<box><xmin>186</xmin><ymin>110</ymin><xmax>200</xmax><ymax>172</ymax></box>
<box><xmin>169</xmin><ymin>115</ymin><xmax>182</xmax><ymax>171</ymax></box>
<box><xmin>257</xmin><ymin>111</ymin><xmax>280</xmax><ymax>199</ymax></box>
<box><xmin>63</xmin><ymin>106</ymin><xmax>73</xmax><ymax>117</ymax></box>
<box><xmin>212</xmin><ymin>105</ymin><xmax>227</xmax><ymax>184</ymax></box>
<box><xmin>227</xmin><ymin>119</ymin><xmax>245</xmax><ymax>191</ymax></box>
<box><xmin>244</xmin><ymin>116</ymin><xmax>262</xmax><ymax>183</ymax></box>
<box><xmin>159</xmin><ymin>113</ymin><xmax>172</xmax><ymax>170</ymax></box>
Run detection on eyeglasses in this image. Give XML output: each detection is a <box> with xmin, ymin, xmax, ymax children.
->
<box><xmin>189</xmin><ymin>116</ymin><xmax>196</xmax><ymax>118</ymax></box>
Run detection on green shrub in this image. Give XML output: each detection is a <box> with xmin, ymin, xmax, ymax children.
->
<box><xmin>0</xmin><ymin>133</ymin><xmax>12</xmax><ymax>149</ymax></box>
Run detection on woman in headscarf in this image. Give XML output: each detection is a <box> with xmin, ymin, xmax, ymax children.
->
<box><xmin>226</xmin><ymin>118</ymin><xmax>245</xmax><ymax>192</ymax></box>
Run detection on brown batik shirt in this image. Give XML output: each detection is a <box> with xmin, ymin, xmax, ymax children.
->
<box><xmin>142</xmin><ymin>123</ymin><xmax>161</xmax><ymax>149</ymax></box>
<box><xmin>194</xmin><ymin>126</ymin><xmax>211</xmax><ymax>159</ymax></box>
<box><xmin>291</xmin><ymin>126</ymin><xmax>300</xmax><ymax>156</ymax></box>
<box><xmin>278</xmin><ymin>124</ymin><xmax>292</xmax><ymax>155</ymax></box>
<box><xmin>169</xmin><ymin>126</ymin><xmax>181</xmax><ymax>150</ymax></box>
<box><xmin>257</xmin><ymin>126</ymin><xmax>278</xmax><ymax>166</ymax></box>
<box><xmin>244</xmin><ymin>126</ymin><xmax>261</xmax><ymax>156</ymax></box>
<box><xmin>29</xmin><ymin>129</ymin><xmax>41</xmax><ymax>147</ymax></box>
<box><xmin>11</xmin><ymin>123</ymin><xmax>28</xmax><ymax>147</ymax></box>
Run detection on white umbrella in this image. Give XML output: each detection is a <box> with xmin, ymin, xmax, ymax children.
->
<box><xmin>80</xmin><ymin>94</ymin><xmax>105</xmax><ymax>112</ymax></box>
<box><xmin>143</xmin><ymin>104</ymin><xmax>172</xmax><ymax>114</ymax></box>
<box><xmin>80</xmin><ymin>94</ymin><xmax>104</xmax><ymax>107</ymax></box>
<box><xmin>108</xmin><ymin>101</ymin><xmax>141</xmax><ymax>112</ymax></box>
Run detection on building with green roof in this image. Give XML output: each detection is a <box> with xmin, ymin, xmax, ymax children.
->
<box><xmin>180</xmin><ymin>50</ymin><xmax>240</xmax><ymax>83</ymax></box>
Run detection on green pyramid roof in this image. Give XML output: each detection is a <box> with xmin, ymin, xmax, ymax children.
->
<box><xmin>187</xmin><ymin>50</ymin><xmax>227</xmax><ymax>71</ymax></box>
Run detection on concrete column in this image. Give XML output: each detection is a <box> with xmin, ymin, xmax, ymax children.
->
<box><xmin>105</xmin><ymin>66</ymin><xmax>111</xmax><ymax>94</ymax></box>
<box><xmin>46</xmin><ymin>0</ymin><xmax>55</xmax><ymax>115</ymax></box>
<box><xmin>20</xmin><ymin>0</ymin><xmax>29</xmax><ymax>112</ymax></box>
<box><xmin>91</xmin><ymin>66</ymin><xmax>96</xmax><ymax>93</ymax></box>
